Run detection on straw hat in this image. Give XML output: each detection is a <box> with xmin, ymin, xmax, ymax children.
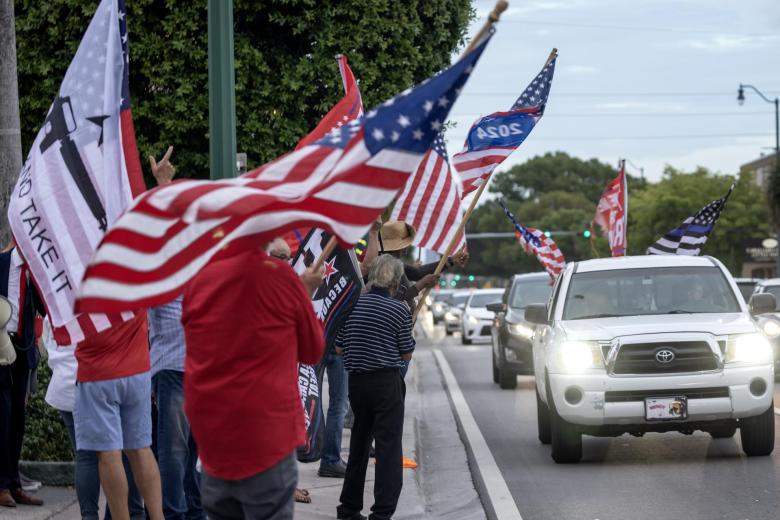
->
<box><xmin>380</xmin><ymin>221</ymin><xmax>416</xmax><ymax>252</ymax></box>
<box><xmin>0</xmin><ymin>296</ymin><xmax>15</xmax><ymax>366</ymax></box>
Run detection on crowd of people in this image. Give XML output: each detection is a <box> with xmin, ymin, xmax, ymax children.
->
<box><xmin>0</xmin><ymin>148</ymin><xmax>468</xmax><ymax>520</ymax></box>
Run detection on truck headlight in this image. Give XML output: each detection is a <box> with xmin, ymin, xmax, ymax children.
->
<box><xmin>557</xmin><ymin>341</ymin><xmax>604</xmax><ymax>373</ymax></box>
<box><xmin>508</xmin><ymin>323</ymin><xmax>534</xmax><ymax>339</ymax></box>
<box><xmin>761</xmin><ymin>319</ymin><xmax>780</xmax><ymax>338</ymax></box>
<box><xmin>725</xmin><ymin>333</ymin><xmax>774</xmax><ymax>364</ymax></box>
<box><xmin>467</xmin><ymin>314</ymin><xmax>479</xmax><ymax>325</ymax></box>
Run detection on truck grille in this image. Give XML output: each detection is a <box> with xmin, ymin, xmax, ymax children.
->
<box><xmin>612</xmin><ymin>341</ymin><xmax>718</xmax><ymax>374</ymax></box>
<box><xmin>605</xmin><ymin>387</ymin><xmax>729</xmax><ymax>403</ymax></box>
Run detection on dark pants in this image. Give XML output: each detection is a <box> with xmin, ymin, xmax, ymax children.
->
<box><xmin>200</xmin><ymin>452</ymin><xmax>297</xmax><ymax>520</ymax></box>
<box><xmin>153</xmin><ymin>370</ymin><xmax>204</xmax><ymax>520</ymax></box>
<box><xmin>338</xmin><ymin>369</ymin><xmax>405</xmax><ymax>520</ymax></box>
<box><xmin>59</xmin><ymin>410</ymin><xmax>145</xmax><ymax>520</ymax></box>
<box><xmin>0</xmin><ymin>353</ymin><xmax>29</xmax><ymax>491</ymax></box>
<box><xmin>321</xmin><ymin>352</ymin><xmax>348</xmax><ymax>466</ymax></box>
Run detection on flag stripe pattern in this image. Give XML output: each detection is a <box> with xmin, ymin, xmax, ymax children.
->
<box><xmin>76</xmin><ymin>36</ymin><xmax>493</xmax><ymax>313</ymax></box>
<box><xmin>390</xmin><ymin>133</ymin><xmax>465</xmax><ymax>254</ymax></box>
<box><xmin>453</xmin><ymin>55</ymin><xmax>556</xmax><ymax>196</ymax></box>
<box><xmin>593</xmin><ymin>159</ymin><xmax>628</xmax><ymax>257</ymax></box>
<box><xmin>498</xmin><ymin>199</ymin><xmax>565</xmax><ymax>280</ymax></box>
<box><xmin>8</xmin><ymin>0</ymin><xmax>140</xmax><ymax>345</ymax></box>
<box><xmin>647</xmin><ymin>184</ymin><xmax>734</xmax><ymax>256</ymax></box>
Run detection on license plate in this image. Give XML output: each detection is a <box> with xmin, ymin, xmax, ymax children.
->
<box><xmin>645</xmin><ymin>396</ymin><xmax>688</xmax><ymax>421</ymax></box>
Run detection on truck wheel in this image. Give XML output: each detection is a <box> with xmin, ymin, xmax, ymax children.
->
<box><xmin>492</xmin><ymin>350</ymin><xmax>499</xmax><ymax>383</ymax></box>
<box><xmin>536</xmin><ymin>386</ymin><xmax>551</xmax><ymax>444</ymax></box>
<box><xmin>498</xmin><ymin>364</ymin><xmax>517</xmax><ymax>389</ymax></box>
<box><xmin>708</xmin><ymin>422</ymin><xmax>737</xmax><ymax>438</ymax></box>
<box><xmin>740</xmin><ymin>403</ymin><xmax>775</xmax><ymax>456</ymax></box>
<box><xmin>547</xmin><ymin>380</ymin><xmax>582</xmax><ymax>463</ymax></box>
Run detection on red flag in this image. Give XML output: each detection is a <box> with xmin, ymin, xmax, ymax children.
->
<box><xmin>593</xmin><ymin>160</ymin><xmax>628</xmax><ymax>256</ymax></box>
<box><xmin>295</xmin><ymin>55</ymin><xmax>363</xmax><ymax>149</ymax></box>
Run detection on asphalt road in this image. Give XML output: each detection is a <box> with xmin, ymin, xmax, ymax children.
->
<box><xmin>433</xmin><ymin>326</ymin><xmax>780</xmax><ymax>520</ymax></box>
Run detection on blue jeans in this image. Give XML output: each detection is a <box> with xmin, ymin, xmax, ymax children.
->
<box><xmin>320</xmin><ymin>352</ymin><xmax>348</xmax><ymax>466</ymax></box>
<box><xmin>153</xmin><ymin>370</ymin><xmax>204</xmax><ymax>520</ymax></box>
<box><xmin>59</xmin><ymin>410</ymin><xmax>144</xmax><ymax>520</ymax></box>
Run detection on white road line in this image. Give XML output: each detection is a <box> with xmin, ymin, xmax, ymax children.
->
<box><xmin>433</xmin><ymin>348</ymin><xmax>523</xmax><ymax>520</ymax></box>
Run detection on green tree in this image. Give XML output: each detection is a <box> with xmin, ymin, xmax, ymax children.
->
<box><xmin>488</xmin><ymin>151</ymin><xmax>646</xmax><ymax>203</ymax></box>
<box><xmin>629</xmin><ymin>166</ymin><xmax>771</xmax><ymax>274</ymax></box>
<box><xmin>15</xmin><ymin>0</ymin><xmax>473</xmax><ymax>184</ymax></box>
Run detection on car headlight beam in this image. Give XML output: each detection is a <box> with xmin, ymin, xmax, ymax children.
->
<box><xmin>557</xmin><ymin>341</ymin><xmax>605</xmax><ymax>373</ymax></box>
<box><xmin>507</xmin><ymin>323</ymin><xmax>534</xmax><ymax>339</ymax></box>
<box><xmin>761</xmin><ymin>319</ymin><xmax>780</xmax><ymax>338</ymax></box>
<box><xmin>726</xmin><ymin>333</ymin><xmax>774</xmax><ymax>364</ymax></box>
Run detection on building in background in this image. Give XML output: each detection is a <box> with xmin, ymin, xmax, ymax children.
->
<box><xmin>741</xmin><ymin>152</ymin><xmax>778</xmax><ymax>190</ymax></box>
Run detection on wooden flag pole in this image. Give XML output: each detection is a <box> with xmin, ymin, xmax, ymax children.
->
<box><xmin>312</xmin><ymin>236</ymin><xmax>339</xmax><ymax>271</ymax></box>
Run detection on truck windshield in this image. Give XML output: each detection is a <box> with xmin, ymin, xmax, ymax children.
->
<box><xmin>469</xmin><ymin>293</ymin><xmax>502</xmax><ymax>308</ymax></box>
<box><xmin>562</xmin><ymin>266</ymin><xmax>741</xmax><ymax>320</ymax></box>
<box><xmin>509</xmin><ymin>279</ymin><xmax>552</xmax><ymax>309</ymax></box>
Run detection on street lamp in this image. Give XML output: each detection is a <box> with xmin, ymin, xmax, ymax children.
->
<box><xmin>737</xmin><ymin>83</ymin><xmax>779</xmax><ymax>154</ymax></box>
<box><xmin>738</xmin><ymin>83</ymin><xmax>780</xmax><ymax>275</ymax></box>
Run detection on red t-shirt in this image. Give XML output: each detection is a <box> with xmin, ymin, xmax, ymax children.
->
<box><xmin>75</xmin><ymin>314</ymin><xmax>150</xmax><ymax>382</ymax></box>
<box><xmin>182</xmin><ymin>248</ymin><xmax>324</xmax><ymax>480</ymax></box>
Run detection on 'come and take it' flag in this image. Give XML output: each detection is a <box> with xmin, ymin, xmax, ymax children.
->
<box><xmin>7</xmin><ymin>0</ymin><xmax>143</xmax><ymax>345</ymax></box>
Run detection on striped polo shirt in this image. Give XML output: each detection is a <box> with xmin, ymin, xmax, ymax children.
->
<box><xmin>336</xmin><ymin>287</ymin><xmax>415</xmax><ymax>374</ymax></box>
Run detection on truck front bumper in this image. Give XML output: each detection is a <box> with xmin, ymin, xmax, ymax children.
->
<box><xmin>548</xmin><ymin>365</ymin><xmax>774</xmax><ymax>426</ymax></box>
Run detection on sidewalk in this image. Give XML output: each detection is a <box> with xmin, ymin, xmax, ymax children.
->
<box><xmin>2</xmin><ymin>314</ymin><xmax>484</xmax><ymax>520</ymax></box>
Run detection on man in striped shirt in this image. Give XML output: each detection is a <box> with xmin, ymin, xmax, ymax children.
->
<box><xmin>335</xmin><ymin>255</ymin><xmax>414</xmax><ymax>520</ymax></box>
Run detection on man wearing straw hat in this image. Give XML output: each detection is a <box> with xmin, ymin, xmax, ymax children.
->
<box><xmin>369</xmin><ymin>220</ymin><xmax>469</xmax><ymax>310</ymax></box>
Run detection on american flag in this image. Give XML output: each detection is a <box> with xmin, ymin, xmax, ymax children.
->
<box><xmin>390</xmin><ymin>133</ymin><xmax>465</xmax><ymax>254</ymax></box>
<box><xmin>647</xmin><ymin>185</ymin><xmax>734</xmax><ymax>256</ymax></box>
<box><xmin>593</xmin><ymin>159</ymin><xmax>628</xmax><ymax>257</ymax></box>
<box><xmin>453</xmin><ymin>52</ymin><xmax>556</xmax><ymax>196</ymax></box>
<box><xmin>498</xmin><ymin>199</ymin><xmax>565</xmax><ymax>280</ymax></box>
<box><xmin>7</xmin><ymin>0</ymin><xmax>142</xmax><ymax>345</ymax></box>
<box><xmin>75</xmin><ymin>36</ymin><xmax>493</xmax><ymax>313</ymax></box>
<box><xmin>283</xmin><ymin>54</ymin><xmax>364</xmax><ymax>253</ymax></box>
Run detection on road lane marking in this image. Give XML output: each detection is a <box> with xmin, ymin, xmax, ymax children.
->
<box><xmin>433</xmin><ymin>348</ymin><xmax>523</xmax><ymax>520</ymax></box>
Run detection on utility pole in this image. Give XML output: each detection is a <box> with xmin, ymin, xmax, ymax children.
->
<box><xmin>208</xmin><ymin>0</ymin><xmax>237</xmax><ymax>179</ymax></box>
<box><xmin>0</xmin><ymin>0</ymin><xmax>22</xmax><ymax>244</ymax></box>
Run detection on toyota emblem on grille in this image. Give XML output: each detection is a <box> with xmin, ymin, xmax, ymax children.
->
<box><xmin>655</xmin><ymin>349</ymin><xmax>675</xmax><ymax>363</ymax></box>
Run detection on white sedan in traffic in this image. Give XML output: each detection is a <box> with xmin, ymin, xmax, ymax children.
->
<box><xmin>461</xmin><ymin>289</ymin><xmax>504</xmax><ymax>345</ymax></box>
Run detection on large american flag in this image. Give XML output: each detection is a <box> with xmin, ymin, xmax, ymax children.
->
<box><xmin>647</xmin><ymin>185</ymin><xmax>734</xmax><ymax>256</ymax></box>
<box><xmin>390</xmin><ymin>133</ymin><xmax>465</xmax><ymax>254</ymax></box>
<box><xmin>498</xmin><ymin>199</ymin><xmax>565</xmax><ymax>280</ymax></box>
<box><xmin>593</xmin><ymin>159</ymin><xmax>628</xmax><ymax>257</ymax></box>
<box><xmin>453</xmin><ymin>52</ymin><xmax>557</xmax><ymax>196</ymax></box>
<box><xmin>75</xmin><ymin>36</ymin><xmax>493</xmax><ymax>313</ymax></box>
<box><xmin>283</xmin><ymin>54</ymin><xmax>364</xmax><ymax>253</ymax></box>
<box><xmin>8</xmin><ymin>0</ymin><xmax>142</xmax><ymax>345</ymax></box>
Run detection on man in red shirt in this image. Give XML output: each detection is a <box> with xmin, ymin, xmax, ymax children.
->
<box><xmin>74</xmin><ymin>314</ymin><xmax>164</xmax><ymax>520</ymax></box>
<box><xmin>182</xmin><ymin>246</ymin><xmax>325</xmax><ymax>519</ymax></box>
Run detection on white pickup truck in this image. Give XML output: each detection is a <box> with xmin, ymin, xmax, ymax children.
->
<box><xmin>526</xmin><ymin>255</ymin><xmax>776</xmax><ymax>463</ymax></box>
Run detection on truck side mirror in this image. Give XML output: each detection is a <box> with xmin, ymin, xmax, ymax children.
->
<box><xmin>749</xmin><ymin>293</ymin><xmax>776</xmax><ymax>316</ymax></box>
<box><xmin>525</xmin><ymin>303</ymin><xmax>549</xmax><ymax>325</ymax></box>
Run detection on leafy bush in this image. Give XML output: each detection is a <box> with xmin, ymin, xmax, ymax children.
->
<box><xmin>22</xmin><ymin>362</ymin><xmax>74</xmax><ymax>462</ymax></box>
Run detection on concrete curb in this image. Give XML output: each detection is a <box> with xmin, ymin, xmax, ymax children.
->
<box><xmin>20</xmin><ymin>460</ymin><xmax>74</xmax><ymax>486</ymax></box>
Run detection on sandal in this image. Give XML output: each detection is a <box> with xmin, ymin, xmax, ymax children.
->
<box><xmin>295</xmin><ymin>488</ymin><xmax>312</xmax><ymax>504</ymax></box>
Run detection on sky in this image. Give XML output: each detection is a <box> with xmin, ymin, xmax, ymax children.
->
<box><xmin>446</xmin><ymin>0</ymin><xmax>780</xmax><ymax>185</ymax></box>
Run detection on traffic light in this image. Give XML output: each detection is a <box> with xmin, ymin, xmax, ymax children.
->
<box><xmin>468</xmin><ymin>275</ymin><xmax>475</xmax><ymax>282</ymax></box>
<box><xmin>454</xmin><ymin>274</ymin><xmax>461</xmax><ymax>281</ymax></box>
<box><xmin>440</xmin><ymin>280</ymin><xmax>447</xmax><ymax>287</ymax></box>
<box><xmin>583</xmin><ymin>229</ymin><xmax>592</xmax><ymax>238</ymax></box>
<box><xmin>543</xmin><ymin>230</ymin><xmax>552</xmax><ymax>238</ymax></box>
<box><xmin>450</xmin><ymin>280</ymin><xmax>457</xmax><ymax>287</ymax></box>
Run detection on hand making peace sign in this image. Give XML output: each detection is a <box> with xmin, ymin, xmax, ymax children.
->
<box><xmin>149</xmin><ymin>145</ymin><xmax>176</xmax><ymax>186</ymax></box>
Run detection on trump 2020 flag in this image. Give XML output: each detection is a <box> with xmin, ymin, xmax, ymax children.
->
<box><xmin>593</xmin><ymin>160</ymin><xmax>628</xmax><ymax>256</ymax></box>
<box><xmin>8</xmin><ymin>0</ymin><xmax>143</xmax><ymax>345</ymax></box>
<box><xmin>453</xmin><ymin>50</ymin><xmax>557</xmax><ymax>196</ymax></box>
<box><xmin>647</xmin><ymin>185</ymin><xmax>734</xmax><ymax>256</ymax></box>
<box><xmin>291</xmin><ymin>228</ymin><xmax>363</xmax><ymax>462</ymax></box>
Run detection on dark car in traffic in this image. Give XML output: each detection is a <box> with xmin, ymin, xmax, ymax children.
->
<box><xmin>488</xmin><ymin>272</ymin><xmax>552</xmax><ymax>389</ymax></box>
